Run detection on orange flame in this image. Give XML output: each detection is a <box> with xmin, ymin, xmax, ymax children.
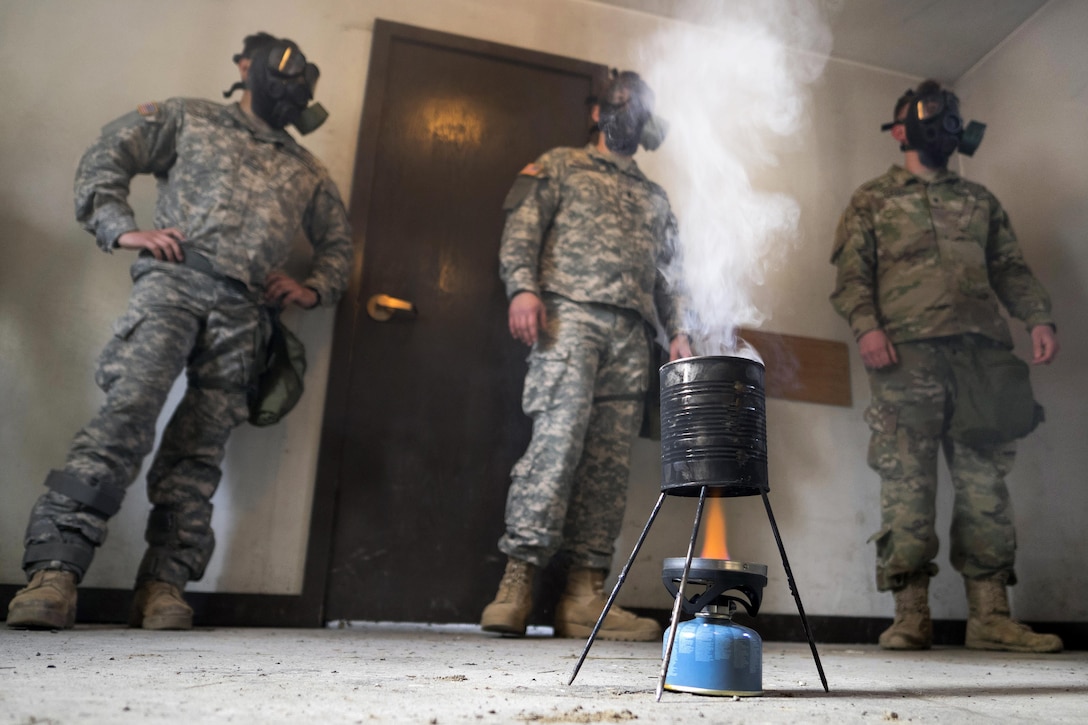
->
<box><xmin>700</xmin><ymin>498</ymin><xmax>730</xmax><ymax>560</ymax></box>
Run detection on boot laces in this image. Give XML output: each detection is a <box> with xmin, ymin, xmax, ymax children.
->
<box><xmin>32</xmin><ymin>570</ymin><xmax>75</xmax><ymax>593</ymax></box>
<box><xmin>970</xmin><ymin>579</ymin><xmax>1011</xmax><ymax>619</ymax></box>
<box><xmin>495</xmin><ymin>562</ymin><xmax>531</xmax><ymax>603</ymax></box>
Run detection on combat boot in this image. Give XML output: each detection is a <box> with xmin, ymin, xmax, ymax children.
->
<box><xmin>6</xmin><ymin>570</ymin><xmax>78</xmax><ymax>630</ymax></box>
<box><xmin>965</xmin><ymin>576</ymin><xmax>1062</xmax><ymax>653</ymax></box>
<box><xmin>879</xmin><ymin>572</ymin><xmax>932</xmax><ymax>650</ymax></box>
<box><xmin>554</xmin><ymin>567</ymin><xmax>661</xmax><ymax>642</ymax></box>
<box><xmin>480</xmin><ymin>558</ymin><xmax>535</xmax><ymax>636</ymax></box>
<box><xmin>130</xmin><ymin>580</ymin><xmax>193</xmax><ymax>631</ymax></box>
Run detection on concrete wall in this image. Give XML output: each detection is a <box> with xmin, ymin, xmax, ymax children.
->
<box><xmin>0</xmin><ymin>0</ymin><xmax>1082</xmax><ymax>624</ymax></box>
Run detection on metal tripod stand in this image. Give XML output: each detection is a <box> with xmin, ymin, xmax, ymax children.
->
<box><xmin>566</xmin><ymin>484</ymin><xmax>829</xmax><ymax>700</ymax></box>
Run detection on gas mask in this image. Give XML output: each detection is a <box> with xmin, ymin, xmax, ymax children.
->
<box><xmin>225</xmin><ymin>37</ymin><xmax>328</xmax><ymax>134</ymax></box>
<box><xmin>597</xmin><ymin>71</ymin><xmax>667</xmax><ymax>155</ymax></box>
<box><xmin>881</xmin><ymin>89</ymin><xmax>986</xmax><ymax>169</ymax></box>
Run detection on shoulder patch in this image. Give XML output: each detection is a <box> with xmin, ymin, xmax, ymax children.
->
<box><xmin>137</xmin><ymin>101</ymin><xmax>159</xmax><ymax>117</ymax></box>
<box><xmin>518</xmin><ymin>163</ymin><xmax>544</xmax><ymax>177</ymax></box>
<box><xmin>100</xmin><ymin>109</ymin><xmax>143</xmax><ymax>137</ymax></box>
<box><xmin>503</xmin><ymin>175</ymin><xmax>542</xmax><ymax>212</ymax></box>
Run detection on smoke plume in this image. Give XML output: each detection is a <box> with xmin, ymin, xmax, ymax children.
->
<box><xmin>641</xmin><ymin>0</ymin><xmax>835</xmax><ymax>357</ymax></box>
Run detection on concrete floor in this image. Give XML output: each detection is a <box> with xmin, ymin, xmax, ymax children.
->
<box><xmin>1</xmin><ymin>623</ymin><xmax>1085</xmax><ymax>724</ymax></box>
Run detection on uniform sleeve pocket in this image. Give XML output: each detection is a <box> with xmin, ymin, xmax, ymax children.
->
<box><xmin>502</xmin><ymin>176</ymin><xmax>543</xmax><ymax>211</ymax></box>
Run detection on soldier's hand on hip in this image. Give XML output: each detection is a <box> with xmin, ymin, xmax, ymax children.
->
<box><xmin>509</xmin><ymin>292</ymin><xmax>546</xmax><ymax>346</ymax></box>
<box><xmin>1030</xmin><ymin>324</ymin><xmax>1059</xmax><ymax>365</ymax></box>
<box><xmin>265</xmin><ymin>272</ymin><xmax>319</xmax><ymax>309</ymax></box>
<box><xmin>858</xmin><ymin>329</ymin><xmax>898</xmax><ymax>369</ymax></box>
<box><xmin>116</xmin><ymin>228</ymin><xmax>186</xmax><ymax>262</ymax></box>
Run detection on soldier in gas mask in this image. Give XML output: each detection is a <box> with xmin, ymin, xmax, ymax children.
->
<box><xmin>6</xmin><ymin>32</ymin><xmax>352</xmax><ymax>631</ymax></box>
<box><xmin>481</xmin><ymin>70</ymin><xmax>691</xmax><ymax>641</ymax></box>
<box><xmin>830</xmin><ymin>80</ymin><xmax>1061</xmax><ymax>652</ymax></box>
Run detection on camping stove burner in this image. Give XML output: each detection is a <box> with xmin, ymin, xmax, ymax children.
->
<box><xmin>660</xmin><ymin>558</ymin><xmax>768</xmax><ymax>696</ymax></box>
<box><xmin>661</xmin><ymin>557</ymin><xmax>768</xmax><ymax>617</ymax></box>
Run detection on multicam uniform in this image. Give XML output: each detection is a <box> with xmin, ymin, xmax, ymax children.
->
<box><xmin>23</xmin><ymin>98</ymin><xmax>352</xmax><ymax>589</ymax></box>
<box><xmin>830</xmin><ymin>164</ymin><xmax>1053</xmax><ymax>591</ymax></box>
<box><xmin>498</xmin><ymin>144</ymin><xmax>681</xmax><ymax>571</ymax></box>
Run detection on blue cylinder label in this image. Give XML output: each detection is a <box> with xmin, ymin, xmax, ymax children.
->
<box><xmin>664</xmin><ymin>619</ymin><xmax>763</xmax><ymax>696</ymax></box>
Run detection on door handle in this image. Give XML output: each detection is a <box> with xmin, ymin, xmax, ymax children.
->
<box><xmin>367</xmin><ymin>294</ymin><xmax>417</xmax><ymax>322</ymax></box>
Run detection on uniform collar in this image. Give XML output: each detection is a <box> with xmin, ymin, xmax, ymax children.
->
<box><xmin>585</xmin><ymin>143</ymin><xmax>644</xmax><ymax>178</ymax></box>
<box><xmin>225</xmin><ymin>103</ymin><xmax>295</xmax><ymax>145</ymax></box>
<box><xmin>889</xmin><ymin>164</ymin><xmax>960</xmax><ymax>186</ymax></box>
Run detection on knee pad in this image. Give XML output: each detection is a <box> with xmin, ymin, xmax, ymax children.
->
<box><xmin>22</xmin><ymin>470</ymin><xmax>123</xmax><ymax>578</ymax></box>
<box><xmin>22</xmin><ymin>541</ymin><xmax>94</xmax><ymax>578</ymax></box>
<box><xmin>44</xmin><ymin>469</ymin><xmax>123</xmax><ymax>518</ymax></box>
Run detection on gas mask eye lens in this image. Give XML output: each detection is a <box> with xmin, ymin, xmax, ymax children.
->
<box><xmin>269</xmin><ymin>44</ymin><xmax>305</xmax><ymax>77</ymax></box>
<box><xmin>916</xmin><ymin>96</ymin><xmax>944</xmax><ymax>121</ymax></box>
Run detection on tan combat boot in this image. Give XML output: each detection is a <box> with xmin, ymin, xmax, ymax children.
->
<box><xmin>129</xmin><ymin>580</ymin><xmax>193</xmax><ymax>631</ymax></box>
<box><xmin>6</xmin><ymin>570</ymin><xmax>78</xmax><ymax>630</ymax></box>
<box><xmin>879</xmin><ymin>572</ymin><xmax>932</xmax><ymax>650</ymax></box>
<box><xmin>965</xmin><ymin>576</ymin><xmax>1062</xmax><ymax>653</ymax></box>
<box><xmin>480</xmin><ymin>558</ymin><xmax>536</xmax><ymax>636</ymax></box>
<box><xmin>554</xmin><ymin>567</ymin><xmax>661</xmax><ymax>642</ymax></box>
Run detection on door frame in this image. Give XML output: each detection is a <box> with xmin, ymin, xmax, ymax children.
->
<box><xmin>303</xmin><ymin>20</ymin><xmax>607</xmax><ymax>627</ymax></box>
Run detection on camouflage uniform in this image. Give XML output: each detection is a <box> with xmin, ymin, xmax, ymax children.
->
<box><xmin>830</xmin><ymin>165</ymin><xmax>1053</xmax><ymax>591</ymax></box>
<box><xmin>22</xmin><ymin>98</ymin><xmax>352</xmax><ymax>589</ymax></box>
<box><xmin>497</xmin><ymin>145</ymin><xmax>681</xmax><ymax>571</ymax></box>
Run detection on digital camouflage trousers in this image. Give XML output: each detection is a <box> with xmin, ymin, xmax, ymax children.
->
<box><xmin>23</xmin><ymin>267</ymin><xmax>261</xmax><ymax>589</ymax></box>
<box><xmin>499</xmin><ymin>295</ymin><xmax>650</xmax><ymax>572</ymax></box>
<box><xmin>865</xmin><ymin>336</ymin><xmax>1018</xmax><ymax>591</ymax></box>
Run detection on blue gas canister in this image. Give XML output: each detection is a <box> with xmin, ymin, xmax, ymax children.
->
<box><xmin>663</xmin><ymin>605</ymin><xmax>763</xmax><ymax>696</ymax></box>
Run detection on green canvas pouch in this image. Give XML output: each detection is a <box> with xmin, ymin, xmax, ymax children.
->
<box><xmin>948</xmin><ymin>338</ymin><xmax>1043</xmax><ymax>447</ymax></box>
<box><xmin>247</xmin><ymin>307</ymin><xmax>307</xmax><ymax>427</ymax></box>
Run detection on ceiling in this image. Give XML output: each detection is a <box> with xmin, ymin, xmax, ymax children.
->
<box><xmin>588</xmin><ymin>0</ymin><xmax>1049</xmax><ymax>81</ymax></box>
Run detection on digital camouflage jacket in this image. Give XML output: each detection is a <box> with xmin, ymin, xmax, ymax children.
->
<box><xmin>498</xmin><ymin>144</ymin><xmax>681</xmax><ymax>338</ymax></box>
<box><xmin>75</xmin><ymin>98</ymin><xmax>352</xmax><ymax>306</ymax></box>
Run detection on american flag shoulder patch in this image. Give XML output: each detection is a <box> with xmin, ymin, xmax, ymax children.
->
<box><xmin>137</xmin><ymin>102</ymin><xmax>159</xmax><ymax>117</ymax></box>
<box><xmin>518</xmin><ymin>163</ymin><xmax>544</xmax><ymax>177</ymax></box>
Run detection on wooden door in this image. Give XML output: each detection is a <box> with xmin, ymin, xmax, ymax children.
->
<box><xmin>309</xmin><ymin>21</ymin><xmax>606</xmax><ymax>622</ymax></box>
